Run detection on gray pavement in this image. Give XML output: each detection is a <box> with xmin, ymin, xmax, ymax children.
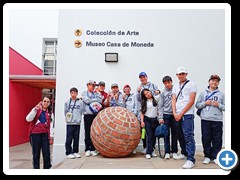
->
<box><xmin>9</xmin><ymin>142</ymin><xmax>220</xmax><ymax>170</ymax></box>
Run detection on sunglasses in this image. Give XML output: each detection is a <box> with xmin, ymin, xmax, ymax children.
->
<box><xmin>43</xmin><ymin>100</ymin><xmax>50</xmax><ymax>103</ymax></box>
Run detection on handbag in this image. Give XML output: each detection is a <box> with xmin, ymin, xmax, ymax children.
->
<box><xmin>89</xmin><ymin>102</ymin><xmax>102</xmax><ymax>114</ymax></box>
<box><xmin>155</xmin><ymin>124</ymin><xmax>169</xmax><ymax>138</ymax></box>
<box><xmin>155</xmin><ymin>124</ymin><xmax>169</xmax><ymax>158</ymax></box>
<box><xmin>196</xmin><ymin>109</ymin><xmax>202</xmax><ymax>116</ymax></box>
<box><xmin>196</xmin><ymin>91</ymin><xmax>217</xmax><ymax>116</ymax></box>
<box><xmin>65</xmin><ymin>98</ymin><xmax>78</xmax><ymax>122</ymax></box>
<box><xmin>65</xmin><ymin>112</ymin><xmax>73</xmax><ymax>123</ymax></box>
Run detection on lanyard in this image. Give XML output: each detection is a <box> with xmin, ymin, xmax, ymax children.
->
<box><xmin>141</xmin><ymin>83</ymin><xmax>151</xmax><ymax>90</ymax></box>
<box><xmin>205</xmin><ymin>91</ymin><xmax>217</xmax><ymax>101</ymax></box>
<box><xmin>87</xmin><ymin>91</ymin><xmax>95</xmax><ymax>99</ymax></box>
<box><xmin>68</xmin><ymin>98</ymin><xmax>78</xmax><ymax>113</ymax></box>
<box><xmin>176</xmin><ymin>80</ymin><xmax>189</xmax><ymax>101</ymax></box>
<box><xmin>125</xmin><ymin>93</ymin><xmax>132</xmax><ymax>102</ymax></box>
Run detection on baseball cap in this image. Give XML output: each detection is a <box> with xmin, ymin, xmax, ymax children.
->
<box><xmin>209</xmin><ymin>74</ymin><xmax>221</xmax><ymax>82</ymax></box>
<box><xmin>139</xmin><ymin>72</ymin><xmax>147</xmax><ymax>77</ymax></box>
<box><xmin>123</xmin><ymin>84</ymin><xmax>131</xmax><ymax>89</ymax></box>
<box><xmin>98</xmin><ymin>81</ymin><xmax>105</xmax><ymax>86</ymax></box>
<box><xmin>111</xmin><ymin>83</ymin><xmax>118</xmax><ymax>88</ymax></box>
<box><xmin>176</xmin><ymin>66</ymin><xmax>187</xmax><ymax>74</ymax></box>
<box><xmin>87</xmin><ymin>80</ymin><xmax>96</xmax><ymax>85</ymax></box>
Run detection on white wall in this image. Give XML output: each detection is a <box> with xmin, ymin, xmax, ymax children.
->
<box><xmin>53</xmin><ymin>9</ymin><xmax>225</xmax><ymax>165</ymax></box>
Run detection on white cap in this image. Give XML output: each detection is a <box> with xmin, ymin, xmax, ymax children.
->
<box><xmin>111</xmin><ymin>83</ymin><xmax>118</xmax><ymax>88</ymax></box>
<box><xmin>87</xmin><ymin>80</ymin><xmax>96</xmax><ymax>85</ymax></box>
<box><xmin>176</xmin><ymin>66</ymin><xmax>187</xmax><ymax>74</ymax></box>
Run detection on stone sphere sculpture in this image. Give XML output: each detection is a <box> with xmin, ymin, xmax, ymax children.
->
<box><xmin>91</xmin><ymin>106</ymin><xmax>141</xmax><ymax>157</ymax></box>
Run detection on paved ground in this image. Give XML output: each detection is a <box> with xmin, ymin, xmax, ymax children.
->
<box><xmin>9</xmin><ymin>143</ymin><xmax>220</xmax><ymax>170</ymax></box>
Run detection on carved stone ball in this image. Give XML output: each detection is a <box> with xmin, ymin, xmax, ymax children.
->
<box><xmin>91</xmin><ymin>106</ymin><xmax>141</xmax><ymax>157</ymax></box>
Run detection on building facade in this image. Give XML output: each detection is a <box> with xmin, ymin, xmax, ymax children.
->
<box><xmin>9</xmin><ymin>47</ymin><xmax>56</xmax><ymax>146</ymax></box>
<box><xmin>53</xmin><ymin>9</ymin><xmax>225</xmax><ymax>165</ymax></box>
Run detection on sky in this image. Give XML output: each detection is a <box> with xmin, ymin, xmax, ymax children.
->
<box><xmin>9</xmin><ymin>8</ymin><xmax>58</xmax><ymax>68</ymax></box>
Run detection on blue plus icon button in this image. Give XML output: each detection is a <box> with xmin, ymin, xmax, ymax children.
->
<box><xmin>217</xmin><ymin>149</ymin><xmax>238</xmax><ymax>170</ymax></box>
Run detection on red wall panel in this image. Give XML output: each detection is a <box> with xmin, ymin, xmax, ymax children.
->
<box><xmin>9</xmin><ymin>47</ymin><xmax>42</xmax><ymax>75</ymax></box>
<box><xmin>9</xmin><ymin>47</ymin><xmax>43</xmax><ymax>146</ymax></box>
<box><xmin>9</xmin><ymin>82</ymin><xmax>42</xmax><ymax>146</ymax></box>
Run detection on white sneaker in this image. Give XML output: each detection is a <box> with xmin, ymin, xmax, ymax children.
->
<box><xmin>172</xmin><ymin>153</ymin><xmax>178</xmax><ymax>159</ymax></box>
<box><xmin>132</xmin><ymin>149</ymin><xmax>137</xmax><ymax>154</ymax></box>
<box><xmin>95</xmin><ymin>150</ymin><xmax>100</xmax><ymax>155</ymax></box>
<box><xmin>85</xmin><ymin>150</ymin><xmax>91</xmax><ymax>157</ymax></box>
<box><xmin>165</xmin><ymin>153</ymin><xmax>170</xmax><ymax>159</ymax></box>
<box><xmin>182</xmin><ymin>160</ymin><xmax>195</xmax><ymax>169</ymax></box>
<box><xmin>213</xmin><ymin>159</ymin><xmax>218</xmax><ymax>165</ymax></box>
<box><xmin>146</xmin><ymin>154</ymin><xmax>151</xmax><ymax>159</ymax></box>
<box><xmin>141</xmin><ymin>148</ymin><xmax>147</xmax><ymax>154</ymax></box>
<box><xmin>67</xmin><ymin>154</ymin><xmax>75</xmax><ymax>159</ymax></box>
<box><xmin>203</xmin><ymin>157</ymin><xmax>211</xmax><ymax>164</ymax></box>
<box><xmin>90</xmin><ymin>150</ymin><xmax>99</xmax><ymax>156</ymax></box>
<box><xmin>151</xmin><ymin>151</ymin><xmax>158</xmax><ymax>157</ymax></box>
<box><xmin>74</xmin><ymin>153</ymin><xmax>81</xmax><ymax>158</ymax></box>
<box><xmin>174</xmin><ymin>154</ymin><xmax>186</xmax><ymax>160</ymax></box>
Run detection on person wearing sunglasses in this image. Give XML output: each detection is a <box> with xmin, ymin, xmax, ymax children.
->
<box><xmin>26</xmin><ymin>96</ymin><xmax>52</xmax><ymax>169</ymax></box>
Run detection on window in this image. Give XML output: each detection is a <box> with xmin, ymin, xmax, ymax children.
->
<box><xmin>42</xmin><ymin>38</ymin><xmax>57</xmax><ymax>75</ymax></box>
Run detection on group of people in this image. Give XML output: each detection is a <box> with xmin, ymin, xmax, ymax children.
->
<box><xmin>26</xmin><ymin>66</ymin><xmax>225</xmax><ymax>169</ymax></box>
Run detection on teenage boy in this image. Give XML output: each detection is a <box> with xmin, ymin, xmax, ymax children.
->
<box><xmin>123</xmin><ymin>84</ymin><xmax>138</xmax><ymax>154</ymax></box>
<box><xmin>123</xmin><ymin>84</ymin><xmax>138</xmax><ymax>116</ymax></box>
<box><xmin>172</xmin><ymin>67</ymin><xmax>197</xmax><ymax>169</ymax></box>
<box><xmin>81</xmin><ymin>80</ymin><xmax>102</xmax><ymax>157</ymax></box>
<box><xmin>64</xmin><ymin>87</ymin><xmax>83</xmax><ymax>159</ymax></box>
<box><xmin>105</xmin><ymin>83</ymin><xmax>125</xmax><ymax>107</ymax></box>
<box><xmin>136</xmin><ymin>72</ymin><xmax>160</xmax><ymax>102</ymax></box>
<box><xmin>195</xmin><ymin>74</ymin><xmax>225</xmax><ymax>165</ymax></box>
<box><xmin>95</xmin><ymin>81</ymin><xmax>108</xmax><ymax>109</ymax></box>
<box><xmin>158</xmin><ymin>76</ymin><xmax>187</xmax><ymax>160</ymax></box>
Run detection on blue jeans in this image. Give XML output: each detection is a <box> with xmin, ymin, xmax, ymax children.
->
<box><xmin>181</xmin><ymin>114</ymin><xmax>196</xmax><ymax>163</ymax></box>
<box><xmin>163</xmin><ymin>114</ymin><xmax>176</xmax><ymax>154</ymax></box>
<box><xmin>84</xmin><ymin>114</ymin><xmax>97</xmax><ymax>151</ymax></box>
<box><xmin>30</xmin><ymin>133</ymin><xmax>52</xmax><ymax>169</ymax></box>
<box><xmin>144</xmin><ymin>116</ymin><xmax>159</xmax><ymax>155</ymax></box>
<box><xmin>174</xmin><ymin>119</ymin><xmax>187</xmax><ymax>155</ymax></box>
<box><xmin>201</xmin><ymin>120</ymin><xmax>223</xmax><ymax>160</ymax></box>
<box><xmin>65</xmin><ymin>125</ymin><xmax>80</xmax><ymax>155</ymax></box>
<box><xmin>164</xmin><ymin>114</ymin><xmax>187</xmax><ymax>155</ymax></box>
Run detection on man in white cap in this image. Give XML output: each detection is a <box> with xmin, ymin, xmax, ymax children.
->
<box><xmin>81</xmin><ymin>80</ymin><xmax>102</xmax><ymax>157</ymax></box>
<box><xmin>172</xmin><ymin>66</ymin><xmax>197</xmax><ymax>169</ymax></box>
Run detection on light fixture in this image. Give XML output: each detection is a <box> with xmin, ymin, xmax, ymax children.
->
<box><xmin>105</xmin><ymin>53</ymin><xmax>118</xmax><ymax>62</ymax></box>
